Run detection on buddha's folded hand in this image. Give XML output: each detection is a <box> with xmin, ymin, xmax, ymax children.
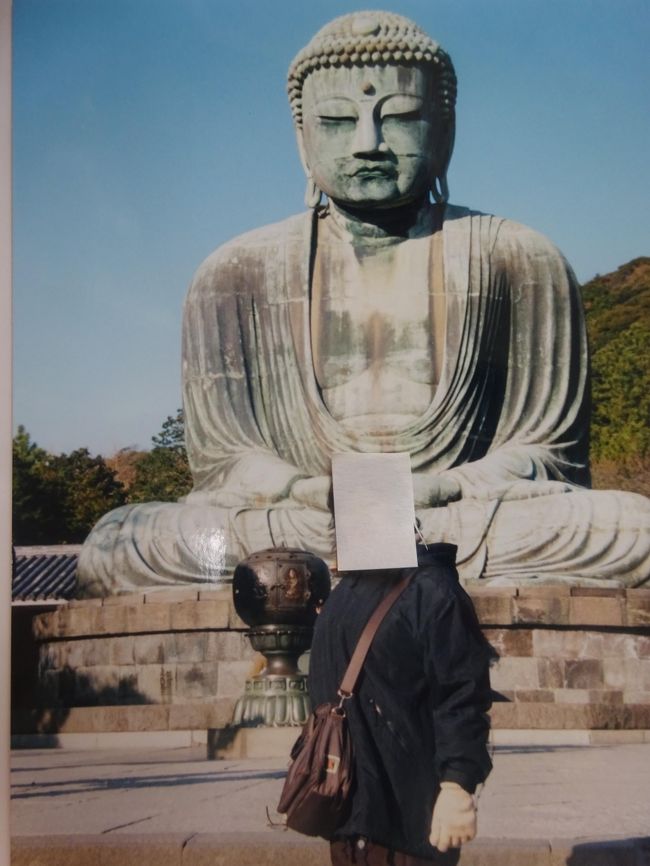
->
<box><xmin>429</xmin><ymin>781</ymin><xmax>477</xmax><ymax>852</ymax></box>
<box><xmin>413</xmin><ymin>472</ymin><xmax>462</xmax><ymax>508</ymax></box>
<box><xmin>289</xmin><ymin>476</ymin><xmax>332</xmax><ymax>511</ymax></box>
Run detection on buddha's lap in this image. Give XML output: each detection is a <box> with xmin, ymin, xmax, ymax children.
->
<box><xmin>418</xmin><ymin>488</ymin><xmax>650</xmax><ymax>583</ymax></box>
<box><xmin>77</xmin><ymin>487</ymin><xmax>650</xmax><ymax>590</ymax></box>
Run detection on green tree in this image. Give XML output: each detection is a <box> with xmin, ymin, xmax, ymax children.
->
<box><xmin>12</xmin><ymin>426</ymin><xmax>62</xmax><ymax>544</ymax></box>
<box><xmin>105</xmin><ymin>447</ymin><xmax>147</xmax><ymax>490</ymax></box>
<box><xmin>12</xmin><ymin>428</ymin><xmax>127</xmax><ymax>544</ymax></box>
<box><xmin>50</xmin><ymin>448</ymin><xmax>127</xmax><ymax>542</ymax></box>
<box><xmin>128</xmin><ymin>409</ymin><xmax>193</xmax><ymax>503</ymax></box>
<box><xmin>152</xmin><ymin>409</ymin><xmax>187</xmax><ymax>451</ymax></box>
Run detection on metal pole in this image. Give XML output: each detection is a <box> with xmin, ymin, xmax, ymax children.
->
<box><xmin>0</xmin><ymin>1</ymin><xmax>13</xmax><ymax>864</ymax></box>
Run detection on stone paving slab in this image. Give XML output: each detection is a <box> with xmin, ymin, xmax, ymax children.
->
<box><xmin>10</xmin><ymin>744</ymin><xmax>650</xmax><ymax>864</ymax></box>
<box><xmin>11</xmin><ymin>833</ymin><xmax>189</xmax><ymax>866</ymax></box>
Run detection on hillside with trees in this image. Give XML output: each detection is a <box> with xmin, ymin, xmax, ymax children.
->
<box><xmin>12</xmin><ymin>258</ymin><xmax>650</xmax><ymax>544</ymax></box>
<box><xmin>583</xmin><ymin>257</ymin><xmax>650</xmax><ymax>495</ymax></box>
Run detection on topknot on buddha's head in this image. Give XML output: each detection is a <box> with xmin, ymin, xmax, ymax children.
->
<box><xmin>287</xmin><ymin>11</ymin><xmax>456</xmax><ymax>129</ymax></box>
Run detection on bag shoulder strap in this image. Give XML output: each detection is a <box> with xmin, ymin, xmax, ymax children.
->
<box><xmin>338</xmin><ymin>570</ymin><xmax>415</xmax><ymax>699</ymax></box>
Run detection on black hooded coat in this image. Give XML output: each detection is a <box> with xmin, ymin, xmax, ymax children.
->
<box><xmin>308</xmin><ymin>543</ymin><xmax>495</xmax><ymax>861</ymax></box>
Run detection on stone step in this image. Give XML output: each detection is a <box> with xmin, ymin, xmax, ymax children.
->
<box><xmin>10</xmin><ymin>727</ymin><xmax>650</xmax><ymax>751</ymax></box>
<box><xmin>10</xmin><ymin>832</ymin><xmax>650</xmax><ymax>866</ymax></box>
<box><xmin>31</xmin><ymin>586</ymin><xmax>650</xmax><ymax>638</ymax></box>
<box><xmin>11</xmin><ymin>702</ymin><xmax>236</xmax><ymax>735</ymax></box>
<box><xmin>17</xmin><ymin>590</ymin><xmax>650</xmax><ymax>737</ymax></box>
<box><xmin>12</xmin><ymin>700</ymin><xmax>650</xmax><ymax>736</ymax></box>
<box><xmin>491</xmin><ymin>701</ymin><xmax>650</xmax><ymax>729</ymax></box>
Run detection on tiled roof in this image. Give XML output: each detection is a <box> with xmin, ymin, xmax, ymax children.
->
<box><xmin>12</xmin><ymin>546</ymin><xmax>81</xmax><ymax>601</ymax></box>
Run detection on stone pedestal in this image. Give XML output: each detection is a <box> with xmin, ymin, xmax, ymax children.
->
<box><xmin>15</xmin><ymin>587</ymin><xmax>256</xmax><ymax>737</ymax></box>
<box><xmin>232</xmin><ymin>625</ymin><xmax>314</xmax><ymax>727</ymax></box>
<box><xmin>14</xmin><ymin>584</ymin><xmax>650</xmax><ymax>740</ymax></box>
<box><xmin>232</xmin><ymin>673</ymin><xmax>311</xmax><ymax>727</ymax></box>
<box><xmin>471</xmin><ymin>584</ymin><xmax>650</xmax><ymax>729</ymax></box>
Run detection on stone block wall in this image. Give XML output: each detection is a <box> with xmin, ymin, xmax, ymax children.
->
<box><xmin>476</xmin><ymin>585</ymin><xmax>650</xmax><ymax>729</ymax></box>
<box><xmin>15</xmin><ymin>583</ymin><xmax>650</xmax><ymax>735</ymax></box>
<box><xmin>15</xmin><ymin>587</ymin><xmax>258</xmax><ymax>736</ymax></box>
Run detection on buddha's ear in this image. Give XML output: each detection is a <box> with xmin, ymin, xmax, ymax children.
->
<box><xmin>430</xmin><ymin>118</ymin><xmax>455</xmax><ymax>204</ymax></box>
<box><xmin>295</xmin><ymin>128</ymin><xmax>311</xmax><ymax>177</ymax></box>
<box><xmin>295</xmin><ymin>128</ymin><xmax>323</xmax><ymax>208</ymax></box>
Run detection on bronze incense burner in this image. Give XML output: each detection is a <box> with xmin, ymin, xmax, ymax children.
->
<box><xmin>232</xmin><ymin>548</ymin><xmax>331</xmax><ymax>726</ymax></box>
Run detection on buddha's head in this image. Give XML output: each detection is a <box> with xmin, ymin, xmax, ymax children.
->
<box><xmin>288</xmin><ymin>11</ymin><xmax>456</xmax><ymax>211</ymax></box>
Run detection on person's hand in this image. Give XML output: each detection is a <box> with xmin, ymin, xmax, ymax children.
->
<box><xmin>290</xmin><ymin>476</ymin><xmax>332</xmax><ymax>511</ymax></box>
<box><xmin>429</xmin><ymin>782</ymin><xmax>476</xmax><ymax>852</ymax></box>
<box><xmin>413</xmin><ymin>473</ymin><xmax>462</xmax><ymax>508</ymax></box>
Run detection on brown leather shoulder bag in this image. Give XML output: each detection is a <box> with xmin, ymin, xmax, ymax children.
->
<box><xmin>277</xmin><ymin>571</ymin><xmax>414</xmax><ymax>838</ymax></box>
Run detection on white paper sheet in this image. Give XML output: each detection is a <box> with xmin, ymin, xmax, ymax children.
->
<box><xmin>331</xmin><ymin>452</ymin><xmax>417</xmax><ymax>571</ymax></box>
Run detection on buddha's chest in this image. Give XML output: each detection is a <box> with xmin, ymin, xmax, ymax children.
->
<box><xmin>311</xmin><ymin>236</ymin><xmax>438</xmax><ymax>424</ymax></box>
<box><xmin>312</xmin><ymin>238</ymin><xmax>434</xmax><ymax>383</ymax></box>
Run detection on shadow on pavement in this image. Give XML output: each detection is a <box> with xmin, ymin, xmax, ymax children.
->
<box><xmin>565</xmin><ymin>836</ymin><xmax>650</xmax><ymax>865</ymax></box>
<box><xmin>11</xmin><ymin>767</ymin><xmax>286</xmax><ymax>800</ymax></box>
<box><xmin>12</xmin><ymin>663</ymin><xmax>152</xmax><ymax>748</ymax></box>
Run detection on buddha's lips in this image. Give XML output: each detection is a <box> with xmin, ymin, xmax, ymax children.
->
<box><xmin>352</xmin><ymin>164</ymin><xmax>397</xmax><ymax>178</ymax></box>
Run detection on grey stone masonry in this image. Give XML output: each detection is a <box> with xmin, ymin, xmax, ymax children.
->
<box><xmin>20</xmin><ymin>585</ymin><xmax>650</xmax><ymax>734</ymax></box>
<box><xmin>480</xmin><ymin>587</ymin><xmax>650</xmax><ymax>729</ymax></box>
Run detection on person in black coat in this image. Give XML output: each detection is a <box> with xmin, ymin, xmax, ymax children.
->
<box><xmin>308</xmin><ymin>543</ymin><xmax>496</xmax><ymax>865</ymax></box>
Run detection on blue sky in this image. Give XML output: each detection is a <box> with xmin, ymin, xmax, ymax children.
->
<box><xmin>13</xmin><ymin>0</ymin><xmax>650</xmax><ymax>456</ymax></box>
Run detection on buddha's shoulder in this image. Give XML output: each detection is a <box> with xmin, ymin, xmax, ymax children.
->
<box><xmin>447</xmin><ymin>204</ymin><xmax>565</xmax><ymax>256</ymax></box>
<box><xmin>191</xmin><ymin>212</ymin><xmax>310</xmax><ymax>285</ymax></box>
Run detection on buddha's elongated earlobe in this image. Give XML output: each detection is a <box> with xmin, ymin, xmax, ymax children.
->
<box><xmin>305</xmin><ymin>176</ymin><xmax>323</xmax><ymax>209</ymax></box>
<box><xmin>431</xmin><ymin>174</ymin><xmax>449</xmax><ymax>205</ymax></box>
<box><xmin>430</xmin><ymin>119</ymin><xmax>454</xmax><ymax>205</ymax></box>
<box><xmin>296</xmin><ymin>130</ymin><xmax>322</xmax><ymax>209</ymax></box>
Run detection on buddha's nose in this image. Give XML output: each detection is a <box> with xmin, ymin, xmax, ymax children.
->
<box><xmin>352</xmin><ymin>114</ymin><xmax>384</xmax><ymax>156</ymax></box>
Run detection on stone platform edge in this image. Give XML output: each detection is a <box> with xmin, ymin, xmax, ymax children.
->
<box><xmin>10</xmin><ymin>832</ymin><xmax>650</xmax><ymax>866</ymax></box>
<box><xmin>21</xmin><ymin>585</ymin><xmax>650</xmax><ymax>736</ymax></box>
<box><xmin>11</xmin><ymin>727</ymin><xmax>650</xmax><ymax>753</ymax></box>
<box><xmin>31</xmin><ymin>584</ymin><xmax>650</xmax><ymax>638</ymax></box>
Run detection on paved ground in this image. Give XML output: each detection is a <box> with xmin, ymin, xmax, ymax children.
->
<box><xmin>10</xmin><ymin>742</ymin><xmax>650</xmax><ymax>843</ymax></box>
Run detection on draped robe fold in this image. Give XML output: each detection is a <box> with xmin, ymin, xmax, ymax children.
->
<box><xmin>76</xmin><ymin>206</ymin><xmax>650</xmax><ymax>595</ymax></box>
<box><xmin>184</xmin><ymin>205</ymin><xmax>589</xmax><ymax>497</ymax></box>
